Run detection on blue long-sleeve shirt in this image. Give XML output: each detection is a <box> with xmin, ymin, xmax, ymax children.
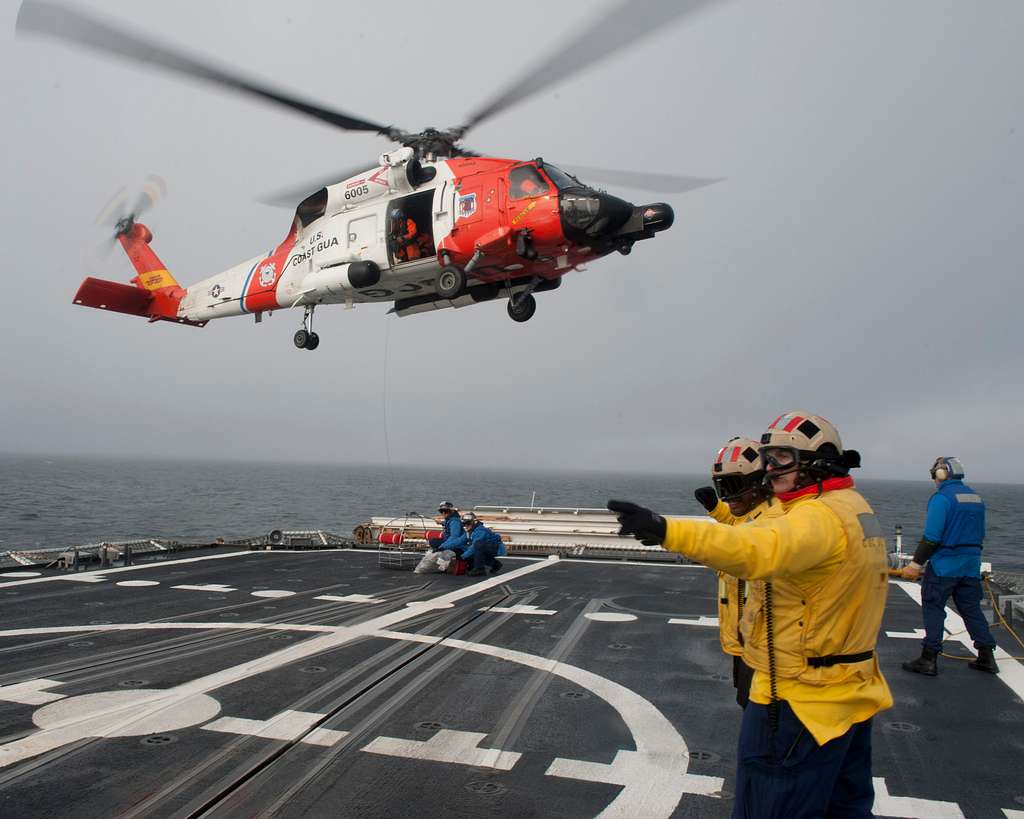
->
<box><xmin>461</xmin><ymin>525</ymin><xmax>504</xmax><ymax>562</ymax></box>
<box><xmin>923</xmin><ymin>479</ymin><xmax>985</xmax><ymax>578</ymax></box>
<box><xmin>437</xmin><ymin>516</ymin><xmax>466</xmax><ymax>551</ymax></box>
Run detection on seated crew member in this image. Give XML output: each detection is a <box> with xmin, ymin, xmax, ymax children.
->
<box><xmin>428</xmin><ymin>501</ymin><xmax>466</xmax><ymax>555</ymax></box>
<box><xmin>460</xmin><ymin>512</ymin><xmax>504</xmax><ymax>577</ymax></box>
<box><xmin>391</xmin><ymin>208</ymin><xmax>422</xmax><ymax>262</ymax></box>
<box><xmin>901</xmin><ymin>456</ymin><xmax>999</xmax><ymax>676</ymax></box>
<box><xmin>609</xmin><ymin>412</ymin><xmax>890</xmax><ymax>818</ymax></box>
<box><xmin>694</xmin><ymin>436</ymin><xmax>776</xmax><ymax>709</ymax></box>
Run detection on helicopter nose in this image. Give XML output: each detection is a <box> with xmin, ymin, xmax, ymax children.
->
<box><xmin>640</xmin><ymin>202</ymin><xmax>674</xmax><ymax>233</ymax></box>
<box><xmin>558</xmin><ymin>189</ymin><xmax>634</xmax><ymax>240</ymax></box>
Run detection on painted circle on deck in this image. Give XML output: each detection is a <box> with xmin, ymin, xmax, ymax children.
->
<box><xmin>116</xmin><ymin>580</ymin><xmax>160</xmax><ymax>587</ymax></box>
<box><xmin>251</xmin><ymin>590</ymin><xmax>295</xmax><ymax>598</ymax></box>
<box><xmin>1</xmin><ymin>572</ymin><xmax>41</xmax><ymax>578</ymax></box>
<box><xmin>33</xmin><ymin>689</ymin><xmax>220</xmax><ymax>737</ymax></box>
<box><xmin>583</xmin><ymin>613</ymin><xmax>637</xmax><ymax>623</ymax></box>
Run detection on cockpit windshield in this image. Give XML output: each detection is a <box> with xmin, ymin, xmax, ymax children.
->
<box><xmin>542</xmin><ymin>164</ymin><xmax>584</xmax><ymax>190</ymax></box>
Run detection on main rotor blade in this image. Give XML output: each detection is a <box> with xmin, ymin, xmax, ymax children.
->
<box><xmin>461</xmin><ymin>0</ymin><xmax>727</xmax><ymax>133</ymax></box>
<box><xmin>17</xmin><ymin>1</ymin><xmax>395</xmax><ymax>136</ymax></box>
<box><xmin>259</xmin><ymin>163</ymin><xmax>379</xmax><ymax>209</ymax></box>
<box><xmin>562</xmin><ymin>165</ymin><xmax>722</xmax><ymax>194</ymax></box>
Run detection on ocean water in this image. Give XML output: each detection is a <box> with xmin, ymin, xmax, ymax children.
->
<box><xmin>1</xmin><ymin>454</ymin><xmax>1021</xmax><ymax>574</ymax></box>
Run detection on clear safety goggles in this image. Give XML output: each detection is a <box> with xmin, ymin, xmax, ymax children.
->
<box><xmin>760</xmin><ymin>446</ymin><xmax>800</xmax><ymax>476</ymax></box>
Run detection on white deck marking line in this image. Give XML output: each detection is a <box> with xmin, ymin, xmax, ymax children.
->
<box><xmin>0</xmin><ymin>572</ymin><xmax>41</xmax><ymax>578</ymax></box>
<box><xmin>0</xmin><ymin>622</ymin><xmax>338</xmax><ymax>638</ymax></box>
<box><xmin>885</xmin><ymin>628</ymin><xmax>926</xmax><ymax>639</ymax></box>
<box><xmin>667</xmin><ymin>616</ymin><xmax>719</xmax><ymax>627</ymax></box>
<box><xmin>584</xmin><ymin>612</ymin><xmax>637</xmax><ymax>623</ymax></box>
<box><xmin>872</xmin><ymin>777</ymin><xmax>965</xmax><ymax>818</ymax></box>
<box><xmin>202</xmin><ymin>709</ymin><xmax>348</xmax><ymax>747</ymax></box>
<box><xmin>0</xmin><ymin>551</ymin><xmax>251</xmax><ymax>589</ymax></box>
<box><xmin>893</xmin><ymin>580</ymin><xmax>1024</xmax><ymax>701</ymax></box>
<box><xmin>362</xmin><ymin>729</ymin><xmax>522</xmax><ymax>770</ymax></box>
<box><xmin>0</xmin><ymin>679</ymin><xmax>66</xmax><ymax>705</ymax></box>
<box><xmin>116</xmin><ymin>580</ymin><xmax>160</xmax><ymax>587</ymax></box>
<box><xmin>314</xmin><ymin>593</ymin><xmax>385</xmax><ymax>604</ymax></box>
<box><xmin>250</xmin><ymin>590</ymin><xmax>295</xmax><ymax>598</ymax></box>
<box><xmin>481</xmin><ymin>605</ymin><xmax>557</xmax><ymax>616</ymax></box>
<box><xmin>373</xmin><ymin>629</ymin><xmax>723</xmax><ymax>817</ymax></box>
<box><xmin>171</xmin><ymin>584</ymin><xmax>237</xmax><ymax>593</ymax></box>
<box><xmin>0</xmin><ymin>557</ymin><xmax>558</xmax><ymax>770</ymax></box>
<box><xmin>1003</xmin><ymin>810</ymin><xmax>1024</xmax><ymax>818</ymax></box>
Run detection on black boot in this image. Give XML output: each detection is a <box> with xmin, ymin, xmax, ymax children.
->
<box><xmin>902</xmin><ymin>648</ymin><xmax>938</xmax><ymax>676</ymax></box>
<box><xmin>968</xmin><ymin>645</ymin><xmax>999</xmax><ymax>674</ymax></box>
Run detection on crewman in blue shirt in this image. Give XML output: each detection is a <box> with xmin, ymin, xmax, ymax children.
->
<box><xmin>902</xmin><ymin>457</ymin><xmax>999</xmax><ymax>676</ymax></box>
<box><xmin>460</xmin><ymin>512</ymin><xmax>504</xmax><ymax>577</ymax></box>
<box><xmin>428</xmin><ymin>501</ymin><xmax>467</xmax><ymax>556</ymax></box>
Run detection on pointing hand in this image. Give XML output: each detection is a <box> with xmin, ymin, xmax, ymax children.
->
<box><xmin>607</xmin><ymin>500</ymin><xmax>667</xmax><ymax>546</ymax></box>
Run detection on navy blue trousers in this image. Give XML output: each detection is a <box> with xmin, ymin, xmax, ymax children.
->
<box><xmin>733</xmin><ymin>701</ymin><xmax>873</xmax><ymax>819</ymax></box>
<box><xmin>921</xmin><ymin>566</ymin><xmax>995</xmax><ymax>652</ymax></box>
<box><xmin>469</xmin><ymin>542</ymin><xmax>499</xmax><ymax>571</ymax></box>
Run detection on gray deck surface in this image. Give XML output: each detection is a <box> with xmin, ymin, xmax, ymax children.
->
<box><xmin>0</xmin><ymin>549</ymin><xmax>1021</xmax><ymax>818</ymax></box>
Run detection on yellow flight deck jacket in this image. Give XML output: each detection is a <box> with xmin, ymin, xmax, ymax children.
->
<box><xmin>708</xmin><ymin>499</ymin><xmax>780</xmax><ymax>657</ymax></box>
<box><xmin>664</xmin><ymin>478</ymin><xmax>892</xmax><ymax>745</ymax></box>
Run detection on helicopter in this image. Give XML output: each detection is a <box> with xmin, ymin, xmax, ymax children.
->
<box><xmin>17</xmin><ymin>0</ymin><xmax>721</xmax><ymax>351</ymax></box>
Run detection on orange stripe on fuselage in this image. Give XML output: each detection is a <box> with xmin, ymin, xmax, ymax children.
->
<box><xmin>242</xmin><ymin>221</ymin><xmax>300</xmax><ymax>313</ymax></box>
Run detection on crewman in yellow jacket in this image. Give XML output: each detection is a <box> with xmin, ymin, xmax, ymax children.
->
<box><xmin>694</xmin><ymin>436</ymin><xmax>777</xmax><ymax>708</ymax></box>
<box><xmin>610</xmin><ymin>412</ymin><xmax>891</xmax><ymax>819</ymax></box>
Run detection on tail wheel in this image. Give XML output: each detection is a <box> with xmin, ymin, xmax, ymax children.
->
<box><xmin>293</xmin><ymin>329</ymin><xmax>309</xmax><ymax>349</ymax></box>
<box><xmin>507</xmin><ymin>293</ymin><xmax>537</xmax><ymax>323</ymax></box>
<box><xmin>436</xmin><ymin>265</ymin><xmax>466</xmax><ymax>299</ymax></box>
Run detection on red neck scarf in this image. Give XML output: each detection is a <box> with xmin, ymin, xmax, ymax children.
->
<box><xmin>774</xmin><ymin>475</ymin><xmax>854</xmax><ymax>503</ymax></box>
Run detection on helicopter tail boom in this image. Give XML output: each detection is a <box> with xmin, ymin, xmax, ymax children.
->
<box><xmin>72</xmin><ymin>221</ymin><xmax>206</xmax><ymax>326</ymax></box>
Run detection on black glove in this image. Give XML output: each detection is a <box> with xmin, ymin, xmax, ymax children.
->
<box><xmin>607</xmin><ymin>499</ymin><xmax>667</xmax><ymax>546</ymax></box>
<box><xmin>694</xmin><ymin>486</ymin><xmax>718</xmax><ymax>512</ymax></box>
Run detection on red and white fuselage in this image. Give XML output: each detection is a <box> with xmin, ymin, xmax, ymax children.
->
<box><xmin>74</xmin><ymin>146</ymin><xmax>673</xmax><ymax>329</ymax></box>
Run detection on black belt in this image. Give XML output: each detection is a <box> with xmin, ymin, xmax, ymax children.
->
<box><xmin>806</xmin><ymin>650</ymin><xmax>873</xmax><ymax>668</ymax></box>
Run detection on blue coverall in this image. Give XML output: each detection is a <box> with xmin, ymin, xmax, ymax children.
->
<box><xmin>429</xmin><ymin>515</ymin><xmax>466</xmax><ymax>555</ymax></box>
<box><xmin>461</xmin><ymin>525</ymin><xmax>504</xmax><ymax>572</ymax></box>
<box><xmin>915</xmin><ymin>479</ymin><xmax>995</xmax><ymax>652</ymax></box>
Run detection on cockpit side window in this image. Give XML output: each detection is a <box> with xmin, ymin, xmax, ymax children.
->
<box><xmin>509</xmin><ymin>165</ymin><xmax>552</xmax><ymax>201</ymax></box>
<box><xmin>296</xmin><ymin>187</ymin><xmax>328</xmax><ymax>227</ymax></box>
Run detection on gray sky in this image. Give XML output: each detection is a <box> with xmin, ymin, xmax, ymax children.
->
<box><xmin>1</xmin><ymin>1</ymin><xmax>1021</xmax><ymax>481</ymax></box>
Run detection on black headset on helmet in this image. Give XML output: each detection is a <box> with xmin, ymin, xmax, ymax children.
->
<box><xmin>930</xmin><ymin>457</ymin><xmax>964</xmax><ymax>482</ymax></box>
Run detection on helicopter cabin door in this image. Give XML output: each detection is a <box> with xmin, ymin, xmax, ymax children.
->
<box><xmin>387</xmin><ymin>190</ymin><xmax>436</xmax><ymax>267</ymax></box>
<box><xmin>346</xmin><ymin>213</ymin><xmax>377</xmax><ymax>256</ymax></box>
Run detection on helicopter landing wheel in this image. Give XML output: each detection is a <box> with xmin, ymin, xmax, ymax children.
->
<box><xmin>305</xmin><ymin>332</ymin><xmax>320</xmax><ymax>350</ymax></box>
<box><xmin>507</xmin><ymin>293</ymin><xmax>536</xmax><ymax>323</ymax></box>
<box><xmin>435</xmin><ymin>265</ymin><xmax>466</xmax><ymax>299</ymax></box>
<box><xmin>294</xmin><ymin>329</ymin><xmax>309</xmax><ymax>349</ymax></box>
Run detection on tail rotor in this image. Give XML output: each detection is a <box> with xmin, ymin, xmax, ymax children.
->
<box><xmin>86</xmin><ymin>174</ymin><xmax>167</xmax><ymax>274</ymax></box>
